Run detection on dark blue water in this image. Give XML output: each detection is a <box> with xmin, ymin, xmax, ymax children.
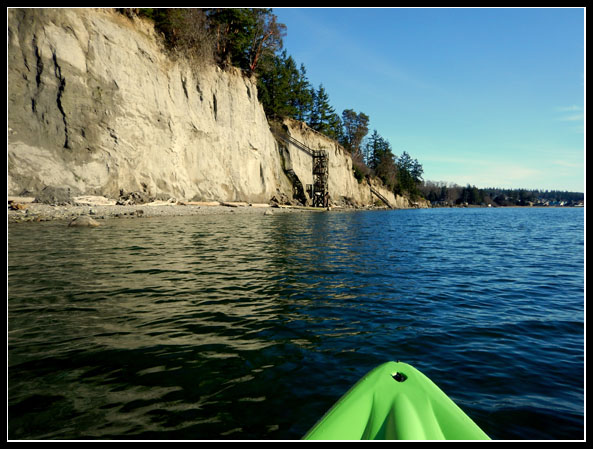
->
<box><xmin>7</xmin><ymin>207</ymin><xmax>584</xmax><ymax>440</ymax></box>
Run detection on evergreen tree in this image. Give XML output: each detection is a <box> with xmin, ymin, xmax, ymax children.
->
<box><xmin>396</xmin><ymin>151</ymin><xmax>421</xmax><ymax>196</ymax></box>
<box><xmin>410</xmin><ymin>158</ymin><xmax>424</xmax><ymax>184</ymax></box>
<box><xmin>325</xmin><ymin>112</ymin><xmax>343</xmax><ymax>141</ymax></box>
<box><xmin>257</xmin><ymin>51</ymin><xmax>314</xmax><ymax>120</ymax></box>
<box><xmin>365</xmin><ymin>130</ymin><xmax>397</xmax><ymax>190</ymax></box>
<box><xmin>308</xmin><ymin>84</ymin><xmax>341</xmax><ymax>139</ymax></box>
<box><xmin>206</xmin><ymin>8</ymin><xmax>257</xmax><ymax>69</ymax></box>
<box><xmin>292</xmin><ymin>64</ymin><xmax>313</xmax><ymax>122</ymax></box>
<box><xmin>366</xmin><ymin>130</ymin><xmax>388</xmax><ymax>170</ymax></box>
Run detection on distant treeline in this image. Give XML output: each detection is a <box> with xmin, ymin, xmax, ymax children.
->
<box><xmin>117</xmin><ymin>8</ymin><xmax>425</xmax><ymax>199</ymax></box>
<box><xmin>419</xmin><ymin>181</ymin><xmax>584</xmax><ymax>206</ymax></box>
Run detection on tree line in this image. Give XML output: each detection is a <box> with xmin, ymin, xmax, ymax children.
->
<box><xmin>419</xmin><ymin>181</ymin><xmax>584</xmax><ymax>206</ymax></box>
<box><xmin>118</xmin><ymin>8</ymin><xmax>425</xmax><ymax>199</ymax></box>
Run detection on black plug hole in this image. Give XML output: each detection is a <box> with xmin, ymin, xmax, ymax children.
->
<box><xmin>392</xmin><ymin>372</ymin><xmax>407</xmax><ymax>382</ymax></box>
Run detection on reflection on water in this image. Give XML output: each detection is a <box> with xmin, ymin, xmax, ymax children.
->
<box><xmin>8</xmin><ymin>208</ymin><xmax>584</xmax><ymax>440</ymax></box>
<box><xmin>8</xmin><ymin>213</ymin><xmax>371</xmax><ymax>439</ymax></box>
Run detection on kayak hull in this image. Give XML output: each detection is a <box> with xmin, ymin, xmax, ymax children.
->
<box><xmin>303</xmin><ymin>361</ymin><xmax>490</xmax><ymax>440</ymax></box>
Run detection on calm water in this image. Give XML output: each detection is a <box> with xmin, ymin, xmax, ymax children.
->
<box><xmin>7</xmin><ymin>207</ymin><xmax>584</xmax><ymax>440</ymax></box>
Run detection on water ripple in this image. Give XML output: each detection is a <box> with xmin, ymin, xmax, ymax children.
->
<box><xmin>8</xmin><ymin>208</ymin><xmax>584</xmax><ymax>440</ymax></box>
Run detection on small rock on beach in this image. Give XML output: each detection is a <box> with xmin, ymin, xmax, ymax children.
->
<box><xmin>68</xmin><ymin>216</ymin><xmax>100</xmax><ymax>227</ymax></box>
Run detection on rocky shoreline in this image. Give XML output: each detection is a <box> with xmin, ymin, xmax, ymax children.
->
<box><xmin>6</xmin><ymin>196</ymin><xmax>339</xmax><ymax>225</ymax></box>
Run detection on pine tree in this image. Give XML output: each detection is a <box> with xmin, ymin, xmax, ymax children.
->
<box><xmin>395</xmin><ymin>151</ymin><xmax>423</xmax><ymax>197</ymax></box>
<box><xmin>308</xmin><ymin>84</ymin><xmax>341</xmax><ymax>139</ymax></box>
<box><xmin>365</xmin><ymin>130</ymin><xmax>397</xmax><ymax>190</ymax></box>
<box><xmin>292</xmin><ymin>64</ymin><xmax>313</xmax><ymax>122</ymax></box>
<box><xmin>257</xmin><ymin>51</ymin><xmax>314</xmax><ymax>120</ymax></box>
<box><xmin>207</xmin><ymin>8</ymin><xmax>257</xmax><ymax>69</ymax></box>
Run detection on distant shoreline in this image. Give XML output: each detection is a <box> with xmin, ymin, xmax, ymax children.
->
<box><xmin>430</xmin><ymin>204</ymin><xmax>583</xmax><ymax>209</ymax></box>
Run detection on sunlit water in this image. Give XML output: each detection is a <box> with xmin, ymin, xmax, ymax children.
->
<box><xmin>8</xmin><ymin>207</ymin><xmax>584</xmax><ymax>440</ymax></box>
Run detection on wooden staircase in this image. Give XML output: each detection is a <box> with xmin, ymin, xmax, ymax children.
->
<box><xmin>271</xmin><ymin>128</ymin><xmax>329</xmax><ymax>208</ymax></box>
<box><xmin>369</xmin><ymin>186</ymin><xmax>393</xmax><ymax>208</ymax></box>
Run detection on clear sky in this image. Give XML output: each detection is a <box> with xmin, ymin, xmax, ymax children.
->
<box><xmin>272</xmin><ymin>7</ymin><xmax>585</xmax><ymax>192</ymax></box>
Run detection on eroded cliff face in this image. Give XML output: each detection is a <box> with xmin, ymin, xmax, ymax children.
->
<box><xmin>7</xmin><ymin>8</ymin><xmax>292</xmax><ymax>202</ymax></box>
<box><xmin>7</xmin><ymin>8</ymin><xmax>426</xmax><ymax>209</ymax></box>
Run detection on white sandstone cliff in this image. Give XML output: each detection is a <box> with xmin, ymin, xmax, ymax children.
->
<box><xmin>7</xmin><ymin>8</ymin><xmax>426</xmax><ymax>209</ymax></box>
<box><xmin>7</xmin><ymin>8</ymin><xmax>291</xmax><ymax>203</ymax></box>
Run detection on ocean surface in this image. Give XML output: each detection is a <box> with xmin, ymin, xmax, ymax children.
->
<box><xmin>7</xmin><ymin>207</ymin><xmax>584</xmax><ymax>440</ymax></box>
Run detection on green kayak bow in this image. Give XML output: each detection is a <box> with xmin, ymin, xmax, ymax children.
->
<box><xmin>304</xmin><ymin>361</ymin><xmax>490</xmax><ymax>440</ymax></box>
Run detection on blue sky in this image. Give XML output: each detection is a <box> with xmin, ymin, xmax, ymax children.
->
<box><xmin>272</xmin><ymin>7</ymin><xmax>585</xmax><ymax>192</ymax></box>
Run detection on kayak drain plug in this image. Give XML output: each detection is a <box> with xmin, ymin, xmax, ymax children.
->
<box><xmin>392</xmin><ymin>372</ymin><xmax>407</xmax><ymax>382</ymax></box>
